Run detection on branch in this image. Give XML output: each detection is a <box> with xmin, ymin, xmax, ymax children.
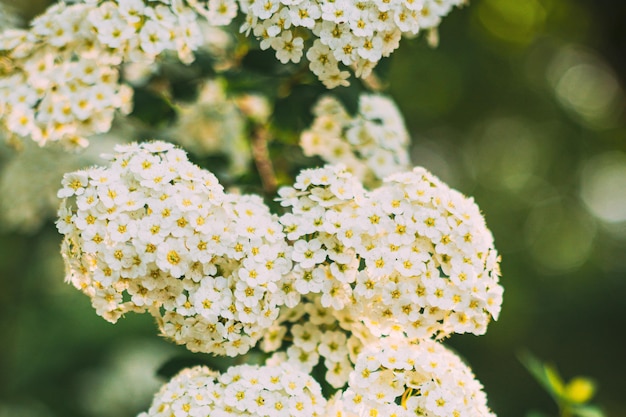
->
<box><xmin>250</xmin><ymin>123</ymin><xmax>278</xmax><ymax>197</ymax></box>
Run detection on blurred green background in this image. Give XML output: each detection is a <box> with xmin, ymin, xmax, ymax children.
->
<box><xmin>0</xmin><ymin>0</ymin><xmax>625</xmax><ymax>416</ymax></box>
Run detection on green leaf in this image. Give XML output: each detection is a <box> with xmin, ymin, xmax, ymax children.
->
<box><xmin>241</xmin><ymin>49</ymin><xmax>285</xmax><ymax>75</ymax></box>
<box><xmin>130</xmin><ymin>88</ymin><xmax>176</xmax><ymax>126</ymax></box>
<box><xmin>519</xmin><ymin>351</ymin><xmax>552</xmax><ymax>390</ymax></box>
<box><xmin>373</xmin><ymin>55</ymin><xmax>393</xmax><ymax>86</ymax></box>
<box><xmin>273</xmin><ymin>83</ymin><xmax>321</xmax><ymax>131</ymax></box>
<box><xmin>544</xmin><ymin>364</ymin><xmax>565</xmax><ymax>396</ymax></box>
<box><xmin>571</xmin><ymin>405</ymin><xmax>606</xmax><ymax>417</ymax></box>
<box><xmin>333</xmin><ymin>80</ymin><xmax>362</xmax><ymax>116</ymax></box>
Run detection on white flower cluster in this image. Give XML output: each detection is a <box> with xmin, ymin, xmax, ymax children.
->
<box><xmin>85</xmin><ymin>0</ymin><xmax>204</xmax><ymax>64</ymax></box>
<box><xmin>191</xmin><ymin>0</ymin><xmax>467</xmax><ymax>87</ymax></box>
<box><xmin>301</xmin><ymin>94</ymin><xmax>410</xmax><ymax>184</ymax></box>
<box><xmin>57</xmin><ymin>141</ymin><xmax>291</xmax><ymax>356</ymax></box>
<box><xmin>337</xmin><ymin>337</ymin><xmax>496</xmax><ymax>417</ymax></box>
<box><xmin>278</xmin><ymin>165</ymin><xmax>366</xmax><ymax>310</ymax></box>
<box><xmin>138</xmin><ymin>363</ymin><xmax>326</xmax><ymax>417</ymax></box>
<box><xmin>278</xmin><ymin>164</ymin><xmax>503</xmax><ymax>341</ymax></box>
<box><xmin>262</xmin><ymin>295</ymin><xmax>365</xmax><ymax>389</ymax></box>
<box><xmin>0</xmin><ymin>0</ymin><xmax>207</xmax><ymax>147</ymax></box>
<box><xmin>0</xmin><ymin>2</ymin><xmax>132</xmax><ymax>148</ymax></box>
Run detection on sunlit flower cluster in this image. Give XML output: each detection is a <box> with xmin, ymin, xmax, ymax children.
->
<box><xmin>57</xmin><ymin>141</ymin><xmax>291</xmax><ymax>356</ymax></box>
<box><xmin>138</xmin><ymin>363</ymin><xmax>326</xmax><ymax>417</ymax></box>
<box><xmin>0</xmin><ymin>0</ymin><xmax>209</xmax><ymax>147</ymax></box>
<box><xmin>278</xmin><ymin>165</ymin><xmax>502</xmax><ymax>340</ymax></box>
<box><xmin>0</xmin><ymin>2</ymin><xmax>132</xmax><ymax>147</ymax></box>
<box><xmin>301</xmin><ymin>94</ymin><xmax>410</xmax><ymax>184</ymax></box>
<box><xmin>221</xmin><ymin>0</ymin><xmax>467</xmax><ymax>87</ymax></box>
<box><xmin>338</xmin><ymin>337</ymin><xmax>496</xmax><ymax>417</ymax></box>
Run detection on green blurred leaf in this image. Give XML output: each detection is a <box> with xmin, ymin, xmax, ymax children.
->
<box><xmin>333</xmin><ymin>80</ymin><xmax>362</xmax><ymax>116</ymax></box>
<box><xmin>544</xmin><ymin>364</ymin><xmax>565</xmax><ymax>396</ymax></box>
<box><xmin>130</xmin><ymin>88</ymin><xmax>176</xmax><ymax>126</ymax></box>
<box><xmin>241</xmin><ymin>49</ymin><xmax>284</xmax><ymax>75</ymax></box>
<box><xmin>571</xmin><ymin>405</ymin><xmax>606</xmax><ymax>417</ymax></box>
<box><xmin>519</xmin><ymin>350</ymin><xmax>556</xmax><ymax>394</ymax></box>
<box><xmin>273</xmin><ymin>83</ymin><xmax>321</xmax><ymax>131</ymax></box>
<box><xmin>373</xmin><ymin>56</ymin><xmax>393</xmax><ymax>86</ymax></box>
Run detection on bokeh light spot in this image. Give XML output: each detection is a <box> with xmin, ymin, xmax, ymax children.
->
<box><xmin>580</xmin><ymin>152</ymin><xmax>626</xmax><ymax>224</ymax></box>
<box><xmin>476</xmin><ymin>0</ymin><xmax>547</xmax><ymax>45</ymax></box>
<box><xmin>525</xmin><ymin>199</ymin><xmax>596</xmax><ymax>273</ymax></box>
<box><xmin>548</xmin><ymin>46</ymin><xmax>624</xmax><ymax>129</ymax></box>
<box><xmin>464</xmin><ymin>118</ymin><xmax>540</xmax><ymax>192</ymax></box>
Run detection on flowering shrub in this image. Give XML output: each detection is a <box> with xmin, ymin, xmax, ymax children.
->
<box><xmin>0</xmin><ymin>0</ymin><xmax>517</xmax><ymax>414</ymax></box>
<box><xmin>55</xmin><ymin>138</ymin><xmax>502</xmax><ymax>413</ymax></box>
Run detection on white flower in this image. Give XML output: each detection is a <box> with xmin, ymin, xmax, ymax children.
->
<box><xmin>272</xmin><ymin>30</ymin><xmax>305</xmax><ymax>64</ymax></box>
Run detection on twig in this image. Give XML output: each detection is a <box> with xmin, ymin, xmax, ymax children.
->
<box><xmin>250</xmin><ymin>123</ymin><xmax>278</xmax><ymax>197</ymax></box>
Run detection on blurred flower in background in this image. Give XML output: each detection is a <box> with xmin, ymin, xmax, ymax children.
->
<box><xmin>580</xmin><ymin>151</ymin><xmax>626</xmax><ymax>239</ymax></box>
<box><xmin>0</xmin><ymin>3</ymin><xmax>22</xmax><ymax>29</ymax></box>
<box><xmin>0</xmin><ymin>123</ymin><xmax>132</xmax><ymax>233</ymax></box>
<box><xmin>77</xmin><ymin>340</ymin><xmax>176</xmax><ymax>417</ymax></box>
<box><xmin>165</xmin><ymin>79</ymin><xmax>261</xmax><ymax>176</ymax></box>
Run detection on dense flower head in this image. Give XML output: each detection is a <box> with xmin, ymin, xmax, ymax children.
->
<box><xmin>278</xmin><ymin>165</ymin><xmax>502</xmax><ymax>340</ymax></box>
<box><xmin>341</xmin><ymin>337</ymin><xmax>496</xmax><ymax>417</ymax></box>
<box><xmin>211</xmin><ymin>0</ymin><xmax>468</xmax><ymax>87</ymax></box>
<box><xmin>57</xmin><ymin>141</ymin><xmax>291</xmax><ymax>356</ymax></box>
<box><xmin>0</xmin><ymin>0</ymin><xmax>207</xmax><ymax>147</ymax></box>
<box><xmin>138</xmin><ymin>363</ymin><xmax>327</xmax><ymax>417</ymax></box>
<box><xmin>300</xmin><ymin>94</ymin><xmax>410</xmax><ymax>184</ymax></box>
<box><xmin>0</xmin><ymin>2</ymin><xmax>132</xmax><ymax>148</ymax></box>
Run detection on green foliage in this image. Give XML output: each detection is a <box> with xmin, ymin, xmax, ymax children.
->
<box><xmin>520</xmin><ymin>351</ymin><xmax>606</xmax><ymax>417</ymax></box>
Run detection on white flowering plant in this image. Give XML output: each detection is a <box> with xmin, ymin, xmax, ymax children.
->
<box><xmin>0</xmin><ymin>0</ymin><xmax>515</xmax><ymax>416</ymax></box>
